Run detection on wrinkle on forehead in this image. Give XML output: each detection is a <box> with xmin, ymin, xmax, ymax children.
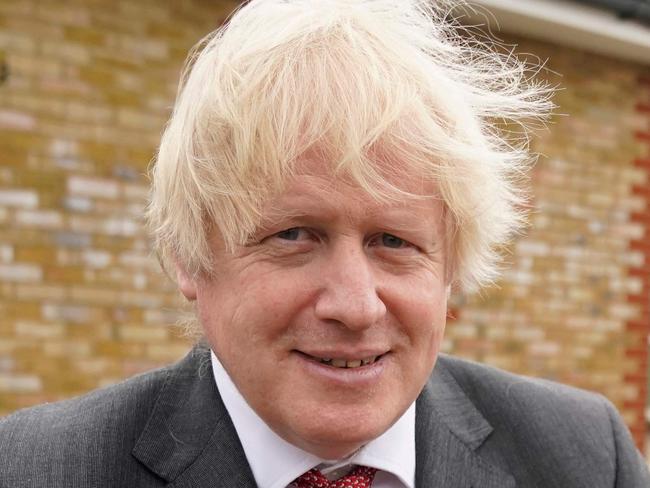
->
<box><xmin>259</xmin><ymin>171</ymin><xmax>446</xmax><ymax>239</ymax></box>
<box><xmin>290</xmin><ymin>147</ymin><xmax>441</xmax><ymax>199</ymax></box>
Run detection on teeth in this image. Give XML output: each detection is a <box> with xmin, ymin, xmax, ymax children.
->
<box><xmin>318</xmin><ymin>356</ymin><xmax>380</xmax><ymax>368</ymax></box>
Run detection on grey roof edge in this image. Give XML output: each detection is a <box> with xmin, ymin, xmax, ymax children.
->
<box><xmin>460</xmin><ymin>0</ymin><xmax>650</xmax><ymax>65</ymax></box>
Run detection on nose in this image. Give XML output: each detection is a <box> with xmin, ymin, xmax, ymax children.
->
<box><xmin>313</xmin><ymin>241</ymin><xmax>387</xmax><ymax>330</ymax></box>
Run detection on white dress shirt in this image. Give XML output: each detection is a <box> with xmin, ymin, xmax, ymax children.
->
<box><xmin>211</xmin><ymin>351</ymin><xmax>414</xmax><ymax>488</ymax></box>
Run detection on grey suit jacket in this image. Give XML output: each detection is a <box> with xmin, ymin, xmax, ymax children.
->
<box><xmin>1</xmin><ymin>346</ymin><xmax>648</xmax><ymax>487</ymax></box>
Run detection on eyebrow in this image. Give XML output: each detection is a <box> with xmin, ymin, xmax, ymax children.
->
<box><xmin>262</xmin><ymin>193</ymin><xmax>339</xmax><ymax>223</ymax></box>
<box><xmin>258</xmin><ymin>197</ymin><xmax>443</xmax><ymax>237</ymax></box>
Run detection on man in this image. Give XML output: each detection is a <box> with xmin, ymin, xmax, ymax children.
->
<box><xmin>1</xmin><ymin>0</ymin><xmax>649</xmax><ymax>486</ymax></box>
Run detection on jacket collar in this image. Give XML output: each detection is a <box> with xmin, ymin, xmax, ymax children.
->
<box><xmin>132</xmin><ymin>345</ymin><xmax>257</xmax><ymax>487</ymax></box>
<box><xmin>415</xmin><ymin>355</ymin><xmax>515</xmax><ymax>487</ymax></box>
<box><xmin>133</xmin><ymin>348</ymin><xmax>513</xmax><ymax>487</ymax></box>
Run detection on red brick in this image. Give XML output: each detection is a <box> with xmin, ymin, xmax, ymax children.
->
<box><xmin>633</xmin><ymin>158</ymin><xmax>650</xmax><ymax>169</ymax></box>
<box><xmin>628</xmin><ymin>240</ymin><xmax>650</xmax><ymax>255</ymax></box>
<box><xmin>624</xmin><ymin>373</ymin><xmax>647</xmax><ymax>383</ymax></box>
<box><xmin>635</xmin><ymin>130</ymin><xmax>650</xmax><ymax>141</ymax></box>
<box><xmin>625</xmin><ymin>321</ymin><xmax>650</xmax><ymax>335</ymax></box>
<box><xmin>630</xmin><ymin>210</ymin><xmax>650</xmax><ymax>223</ymax></box>
<box><xmin>624</xmin><ymin>400</ymin><xmax>647</xmax><ymax>411</ymax></box>
<box><xmin>624</xmin><ymin>349</ymin><xmax>647</xmax><ymax>359</ymax></box>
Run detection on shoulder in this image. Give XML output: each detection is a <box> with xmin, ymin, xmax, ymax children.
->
<box><xmin>432</xmin><ymin>354</ymin><xmax>650</xmax><ymax>486</ymax></box>
<box><xmin>1</xmin><ymin>363</ymin><xmax>171</xmax><ymax>428</ymax></box>
<box><xmin>434</xmin><ymin>353</ymin><xmax>616</xmax><ymax>443</ymax></box>
<box><xmin>0</xmin><ymin>363</ymin><xmax>173</xmax><ymax>487</ymax></box>
<box><xmin>436</xmin><ymin>353</ymin><xmax>610</xmax><ymax>417</ymax></box>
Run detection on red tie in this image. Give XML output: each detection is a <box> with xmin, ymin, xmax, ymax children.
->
<box><xmin>292</xmin><ymin>466</ymin><xmax>377</xmax><ymax>488</ymax></box>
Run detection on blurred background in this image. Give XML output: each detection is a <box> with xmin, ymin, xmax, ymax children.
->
<box><xmin>0</xmin><ymin>0</ymin><xmax>649</xmax><ymax>459</ymax></box>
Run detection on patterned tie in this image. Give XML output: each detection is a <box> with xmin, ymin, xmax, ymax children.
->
<box><xmin>292</xmin><ymin>465</ymin><xmax>377</xmax><ymax>488</ymax></box>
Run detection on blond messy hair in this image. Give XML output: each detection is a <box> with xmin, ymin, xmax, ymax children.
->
<box><xmin>147</xmin><ymin>0</ymin><xmax>552</xmax><ymax>292</ymax></box>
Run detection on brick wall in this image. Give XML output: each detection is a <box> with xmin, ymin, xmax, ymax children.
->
<box><xmin>628</xmin><ymin>75</ymin><xmax>650</xmax><ymax>450</ymax></box>
<box><xmin>446</xmin><ymin>38</ymin><xmax>650</xmax><ymax>450</ymax></box>
<box><xmin>0</xmin><ymin>1</ymin><xmax>648</xmax><ymax>452</ymax></box>
<box><xmin>0</xmin><ymin>0</ymin><xmax>238</xmax><ymax>414</ymax></box>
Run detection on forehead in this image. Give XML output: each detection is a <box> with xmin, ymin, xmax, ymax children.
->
<box><xmin>291</xmin><ymin>149</ymin><xmax>438</xmax><ymax>196</ymax></box>
<box><xmin>261</xmin><ymin>157</ymin><xmax>444</xmax><ymax>226</ymax></box>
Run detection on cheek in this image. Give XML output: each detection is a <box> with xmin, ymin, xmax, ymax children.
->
<box><xmin>195</xmin><ymin>270</ymin><xmax>313</xmax><ymax>354</ymax></box>
<box><xmin>195</xmin><ymin>291</ymin><xmax>238</xmax><ymax>360</ymax></box>
<box><xmin>396</xmin><ymin>270</ymin><xmax>447</xmax><ymax>318</ymax></box>
<box><xmin>395</xmin><ymin>276</ymin><xmax>448</xmax><ymax>355</ymax></box>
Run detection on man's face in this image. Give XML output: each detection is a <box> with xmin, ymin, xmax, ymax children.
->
<box><xmin>177</xmin><ymin>164</ymin><xmax>448</xmax><ymax>459</ymax></box>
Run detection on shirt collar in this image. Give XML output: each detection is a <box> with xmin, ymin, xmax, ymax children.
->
<box><xmin>211</xmin><ymin>350</ymin><xmax>415</xmax><ymax>488</ymax></box>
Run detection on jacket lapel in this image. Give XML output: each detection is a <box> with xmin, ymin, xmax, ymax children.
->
<box><xmin>132</xmin><ymin>346</ymin><xmax>257</xmax><ymax>488</ymax></box>
<box><xmin>415</xmin><ymin>356</ymin><xmax>515</xmax><ymax>488</ymax></box>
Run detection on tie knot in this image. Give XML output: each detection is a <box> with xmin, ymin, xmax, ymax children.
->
<box><xmin>293</xmin><ymin>466</ymin><xmax>377</xmax><ymax>488</ymax></box>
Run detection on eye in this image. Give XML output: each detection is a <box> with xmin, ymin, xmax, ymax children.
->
<box><xmin>257</xmin><ymin>226</ymin><xmax>317</xmax><ymax>255</ymax></box>
<box><xmin>369</xmin><ymin>232</ymin><xmax>415</xmax><ymax>250</ymax></box>
<box><xmin>380</xmin><ymin>233</ymin><xmax>408</xmax><ymax>249</ymax></box>
<box><xmin>275</xmin><ymin>228</ymin><xmax>303</xmax><ymax>241</ymax></box>
<box><xmin>275</xmin><ymin>227</ymin><xmax>300</xmax><ymax>241</ymax></box>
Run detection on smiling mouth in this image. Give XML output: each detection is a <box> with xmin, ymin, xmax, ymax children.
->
<box><xmin>300</xmin><ymin>353</ymin><xmax>384</xmax><ymax>369</ymax></box>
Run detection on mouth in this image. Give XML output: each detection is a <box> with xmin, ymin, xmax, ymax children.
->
<box><xmin>297</xmin><ymin>352</ymin><xmax>385</xmax><ymax>369</ymax></box>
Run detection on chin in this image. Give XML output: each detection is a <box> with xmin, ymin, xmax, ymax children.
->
<box><xmin>294</xmin><ymin>432</ymin><xmax>375</xmax><ymax>460</ymax></box>
<box><xmin>306</xmin><ymin>443</ymin><xmax>365</xmax><ymax>461</ymax></box>
<box><xmin>286</xmin><ymin>408</ymin><xmax>394</xmax><ymax>459</ymax></box>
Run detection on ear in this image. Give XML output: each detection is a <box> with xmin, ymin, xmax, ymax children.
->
<box><xmin>174</xmin><ymin>261</ymin><xmax>197</xmax><ymax>301</ymax></box>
